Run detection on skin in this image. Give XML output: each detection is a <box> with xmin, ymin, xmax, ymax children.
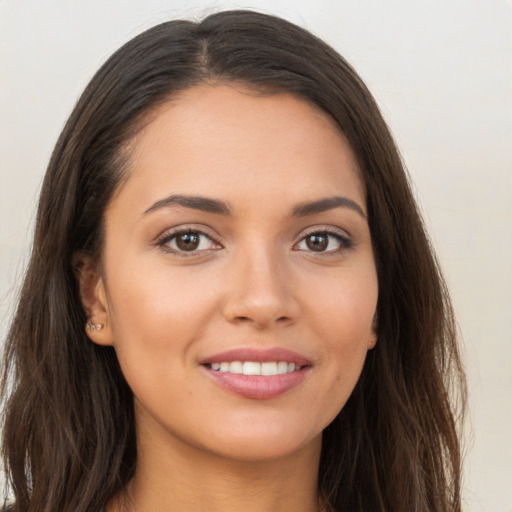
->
<box><xmin>80</xmin><ymin>84</ymin><xmax>378</xmax><ymax>512</ymax></box>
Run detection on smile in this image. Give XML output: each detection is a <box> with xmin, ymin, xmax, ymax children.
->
<box><xmin>207</xmin><ymin>361</ymin><xmax>301</xmax><ymax>376</ymax></box>
<box><xmin>201</xmin><ymin>348</ymin><xmax>311</xmax><ymax>399</ymax></box>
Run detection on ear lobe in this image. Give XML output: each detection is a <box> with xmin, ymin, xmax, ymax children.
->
<box><xmin>73</xmin><ymin>252</ymin><xmax>114</xmax><ymax>346</ymax></box>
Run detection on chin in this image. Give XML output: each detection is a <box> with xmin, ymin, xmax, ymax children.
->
<box><xmin>194</xmin><ymin>420</ymin><xmax>323</xmax><ymax>463</ymax></box>
<box><xmin>211</xmin><ymin>438</ymin><xmax>319</xmax><ymax>464</ymax></box>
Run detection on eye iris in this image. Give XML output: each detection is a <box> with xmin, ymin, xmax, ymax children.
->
<box><xmin>176</xmin><ymin>232</ymin><xmax>200</xmax><ymax>251</ymax></box>
<box><xmin>306</xmin><ymin>234</ymin><xmax>328</xmax><ymax>251</ymax></box>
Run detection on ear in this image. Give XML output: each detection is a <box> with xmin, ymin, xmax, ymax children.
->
<box><xmin>368</xmin><ymin>314</ymin><xmax>378</xmax><ymax>350</ymax></box>
<box><xmin>73</xmin><ymin>252</ymin><xmax>114</xmax><ymax>346</ymax></box>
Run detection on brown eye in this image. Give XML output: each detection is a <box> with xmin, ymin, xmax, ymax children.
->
<box><xmin>160</xmin><ymin>230</ymin><xmax>220</xmax><ymax>254</ymax></box>
<box><xmin>305</xmin><ymin>234</ymin><xmax>328</xmax><ymax>252</ymax></box>
<box><xmin>176</xmin><ymin>232</ymin><xmax>200</xmax><ymax>251</ymax></box>
<box><xmin>295</xmin><ymin>230</ymin><xmax>353</xmax><ymax>254</ymax></box>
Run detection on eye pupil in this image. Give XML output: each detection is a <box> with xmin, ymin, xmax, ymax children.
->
<box><xmin>176</xmin><ymin>232</ymin><xmax>200</xmax><ymax>251</ymax></box>
<box><xmin>306</xmin><ymin>234</ymin><xmax>328</xmax><ymax>251</ymax></box>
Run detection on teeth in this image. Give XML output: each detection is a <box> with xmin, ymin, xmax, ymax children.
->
<box><xmin>277</xmin><ymin>361</ymin><xmax>288</xmax><ymax>374</ymax></box>
<box><xmin>242</xmin><ymin>361</ymin><xmax>259</xmax><ymax>375</ymax></box>
<box><xmin>261</xmin><ymin>362</ymin><xmax>277</xmax><ymax>376</ymax></box>
<box><xmin>209</xmin><ymin>361</ymin><xmax>299</xmax><ymax>376</ymax></box>
<box><xmin>230</xmin><ymin>361</ymin><xmax>243</xmax><ymax>374</ymax></box>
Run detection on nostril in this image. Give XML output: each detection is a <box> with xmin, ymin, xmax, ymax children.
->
<box><xmin>232</xmin><ymin>314</ymin><xmax>290</xmax><ymax>328</ymax></box>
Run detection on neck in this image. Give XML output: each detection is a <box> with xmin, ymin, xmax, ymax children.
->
<box><xmin>110</xmin><ymin>410</ymin><xmax>322</xmax><ymax>512</ymax></box>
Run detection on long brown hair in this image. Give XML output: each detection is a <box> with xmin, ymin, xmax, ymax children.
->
<box><xmin>1</xmin><ymin>10</ymin><xmax>466</xmax><ymax>512</ymax></box>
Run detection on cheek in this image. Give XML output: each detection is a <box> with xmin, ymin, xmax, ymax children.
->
<box><xmin>309</xmin><ymin>262</ymin><xmax>378</xmax><ymax>339</ymax></box>
<box><xmin>305</xmin><ymin>262</ymin><xmax>377</xmax><ymax>403</ymax></box>
<box><xmin>103</xmin><ymin>262</ymin><xmax>220</xmax><ymax>410</ymax></box>
<box><xmin>103</xmin><ymin>257</ymin><xmax>223</xmax><ymax>377</ymax></box>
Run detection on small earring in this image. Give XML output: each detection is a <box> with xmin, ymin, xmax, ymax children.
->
<box><xmin>87</xmin><ymin>322</ymin><xmax>104</xmax><ymax>331</ymax></box>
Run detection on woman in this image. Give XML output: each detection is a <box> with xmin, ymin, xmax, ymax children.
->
<box><xmin>1</xmin><ymin>10</ymin><xmax>466</xmax><ymax>512</ymax></box>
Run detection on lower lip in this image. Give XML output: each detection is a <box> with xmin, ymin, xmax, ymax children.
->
<box><xmin>202</xmin><ymin>366</ymin><xmax>309</xmax><ymax>399</ymax></box>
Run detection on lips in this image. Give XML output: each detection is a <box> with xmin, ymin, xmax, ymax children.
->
<box><xmin>200</xmin><ymin>348</ymin><xmax>311</xmax><ymax>399</ymax></box>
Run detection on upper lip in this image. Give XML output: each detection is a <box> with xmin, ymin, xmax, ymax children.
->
<box><xmin>200</xmin><ymin>347</ymin><xmax>311</xmax><ymax>367</ymax></box>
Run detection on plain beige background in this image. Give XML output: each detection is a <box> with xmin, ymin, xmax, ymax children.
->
<box><xmin>1</xmin><ymin>1</ymin><xmax>511</xmax><ymax>510</ymax></box>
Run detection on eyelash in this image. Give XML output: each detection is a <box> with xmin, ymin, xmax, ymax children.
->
<box><xmin>155</xmin><ymin>227</ymin><xmax>354</xmax><ymax>257</ymax></box>
<box><xmin>155</xmin><ymin>228</ymin><xmax>220</xmax><ymax>257</ymax></box>
<box><xmin>294</xmin><ymin>228</ymin><xmax>354</xmax><ymax>255</ymax></box>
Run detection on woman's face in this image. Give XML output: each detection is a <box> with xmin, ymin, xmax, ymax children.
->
<box><xmin>87</xmin><ymin>84</ymin><xmax>378</xmax><ymax>462</ymax></box>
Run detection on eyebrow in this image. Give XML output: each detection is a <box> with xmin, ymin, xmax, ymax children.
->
<box><xmin>144</xmin><ymin>194</ymin><xmax>231</xmax><ymax>216</ymax></box>
<box><xmin>291</xmin><ymin>196</ymin><xmax>367</xmax><ymax>219</ymax></box>
<box><xmin>143</xmin><ymin>194</ymin><xmax>366</xmax><ymax>219</ymax></box>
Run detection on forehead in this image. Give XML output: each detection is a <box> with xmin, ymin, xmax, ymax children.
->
<box><xmin>112</xmin><ymin>84</ymin><xmax>365</xmax><ymax>214</ymax></box>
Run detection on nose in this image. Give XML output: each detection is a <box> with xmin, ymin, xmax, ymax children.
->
<box><xmin>222</xmin><ymin>245</ymin><xmax>300</xmax><ymax>329</ymax></box>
